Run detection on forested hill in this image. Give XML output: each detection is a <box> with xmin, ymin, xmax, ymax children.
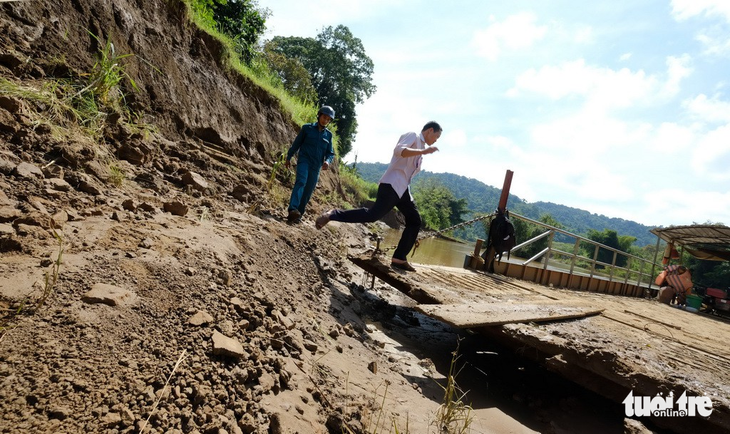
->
<box><xmin>354</xmin><ymin>162</ymin><xmax>657</xmax><ymax>247</ymax></box>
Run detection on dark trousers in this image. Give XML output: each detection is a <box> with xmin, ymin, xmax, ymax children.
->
<box><xmin>330</xmin><ymin>183</ymin><xmax>421</xmax><ymax>261</ymax></box>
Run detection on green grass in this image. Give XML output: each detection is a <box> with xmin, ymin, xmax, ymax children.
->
<box><xmin>0</xmin><ymin>78</ymin><xmax>100</xmax><ymax>138</ymax></box>
<box><xmin>180</xmin><ymin>0</ymin><xmax>317</xmax><ymax>128</ymax></box>
<box><xmin>108</xmin><ymin>164</ymin><xmax>125</xmax><ymax>187</ymax></box>
<box><xmin>82</xmin><ymin>31</ymin><xmax>138</xmax><ymax>109</ymax></box>
<box><xmin>339</xmin><ymin>163</ymin><xmax>377</xmax><ymax>205</ymax></box>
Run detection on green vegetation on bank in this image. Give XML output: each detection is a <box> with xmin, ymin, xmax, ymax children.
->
<box><xmin>412</xmin><ymin>178</ymin><xmax>469</xmax><ymax>233</ymax></box>
<box><xmin>183</xmin><ymin>0</ymin><xmax>318</xmax><ymax>128</ymax></box>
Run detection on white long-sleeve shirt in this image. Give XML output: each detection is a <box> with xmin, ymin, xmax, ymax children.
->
<box><xmin>378</xmin><ymin>131</ymin><xmax>425</xmax><ymax>198</ymax></box>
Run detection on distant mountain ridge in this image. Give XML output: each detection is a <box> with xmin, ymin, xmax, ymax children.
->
<box><xmin>353</xmin><ymin>162</ymin><xmax>657</xmax><ymax>247</ymax></box>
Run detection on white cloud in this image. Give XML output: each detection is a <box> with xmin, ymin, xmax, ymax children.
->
<box><xmin>691</xmin><ymin>124</ymin><xmax>730</xmax><ymax>180</ymax></box>
<box><xmin>509</xmin><ymin>60</ymin><xmax>593</xmax><ymax>99</ymax></box>
<box><xmin>650</xmin><ymin>122</ymin><xmax>695</xmax><ymax>152</ymax></box>
<box><xmin>671</xmin><ymin>0</ymin><xmax>730</xmax><ymax>22</ymax></box>
<box><xmin>472</xmin><ymin>13</ymin><xmax>547</xmax><ymax>61</ymax></box>
<box><xmin>572</xmin><ymin>25</ymin><xmax>595</xmax><ymax>44</ymax></box>
<box><xmin>509</xmin><ymin>60</ymin><xmax>661</xmax><ymax>110</ymax></box>
<box><xmin>696</xmin><ymin>31</ymin><xmax>730</xmax><ymax>56</ymax></box>
<box><xmin>444</xmin><ymin>129</ymin><xmax>468</xmax><ymax>148</ymax></box>
<box><xmin>508</xmin><ymin>55</ymin><xmax>692</xmax><ymax>112</ymax></box>
<box><xmin>671</xmin><ymin>1</ymin><xmax>730</xmax><ymax>56</ymax></box>
<box><xmin>642</xmin><ymin>188</ymin><xmax>730</xmax><ymax>225</ymax></box>
<box><xmin>684</xmin><ymin>93</ymin><xmax>730</xmax><ymax>122</ymax></box>
<box><xmin>263</xmin><ymin>0</ymin><xmax>404</xmax><ymax>37</ymax></box>
<box><xmin>663</xmin><ymin>55</ymin><xmax>693</xmax><ymax>97</ymax></box>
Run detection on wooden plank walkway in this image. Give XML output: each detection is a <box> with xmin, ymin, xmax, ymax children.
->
<box><xmin>415</xmin><ymin>300</ymin><xmax>603</xmax><ymax>327</ymax></box>
<box><xmin>349</xmin><ymin>254</ymin><xmax>730</xmax><ymax>434</ymax></box>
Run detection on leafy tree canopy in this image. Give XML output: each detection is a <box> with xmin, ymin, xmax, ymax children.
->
<box><xmin>262</xmin><ymin>41</ymin><xmax>317</xmax><ymax>104</ymax></box>
<box><xmin>584</xmin><ymin>228</ymin><xmax>635</xmax><ymax>268</ymax></box>
<box><xmin>188</xmin><ymin>0</ymin><xmax>269</xmax><ymax>64</ymax></box>
<box><xmin>212</xmin><ymin>0</ymin><xmax>268</xmax><ymax>63</ymax></box>
<box><xmin>412</xmin><ymin>179</ymin><xmax>468</xmax><ymax>231</ymax></box>
<box><xmin>267</xmin><ymin>25</ymin><xmax>376</xmax><ymax>157</ymax></box>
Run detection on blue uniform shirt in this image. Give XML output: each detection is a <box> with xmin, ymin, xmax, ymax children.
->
<box><xmin>286</xmin><ymin>122</ymin><xmax>335</xmax><ymax>166</ymax></box>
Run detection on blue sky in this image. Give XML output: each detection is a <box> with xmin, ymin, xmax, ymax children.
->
<box><xmin>261</xmin><ymin>0</ymin><xmax>730</xmax><ymax>227</ymax></box>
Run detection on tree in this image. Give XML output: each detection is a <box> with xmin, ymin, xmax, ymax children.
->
<box><xmin>683</xmin><ymin>255</ymin><xmax>730</xmax><ymax>289</ymax></box>
<box><xmin>704</xmin><ymin>262</ymin><xmax>730</xmax><ymax>288</ymax></box>
<box><xmin>268</xmin><ymin>25</ymin><xmax>376</xmax><ymax>157</ymax></box>
<box><xmin>448</xmin><ymin>197</ymin><xmax>469</xmax><ymax>227</ymax></box>
<box><xmin>584</xmin><ymin>229</ymin><xmax>635</xmax><ymax>268</ymax></box>
<box><xmin>507</xmin><ymin>214</ymin><xmax>561</xmax><ymax>261</ymax></box>
<box><xmin>212</xmin><ymin>0</ymin><xmax>268</xmax><ymax>64</ymax></box>
<box><xmin>262</xmin><ymin>41</ymin><xmax>317</xmax><ymax>104</ymax></box>
<box><xmin>412</xmin><ymin>179</ymin><xmax>467</xmax><ymax>231</ymax></box>
<box><xmin>189</xmin><ymin>0</ymin><xmax>223</xmax><ymax>27</ymax></box>
<box><xmin>188</xmin><ymin>0</ymin><xmax>268</xmax><ymax>64</ymax></box>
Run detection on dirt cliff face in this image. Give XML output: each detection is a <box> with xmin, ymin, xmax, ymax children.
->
<box><xmin>1</xmin><ymin>0</ymin><xmax>294</xmax><ymax>154</ymax></box>
<box><xmin>0</xmin><ymin>0</ymin><xmax>348</xmax><ymax>203</ymax></box>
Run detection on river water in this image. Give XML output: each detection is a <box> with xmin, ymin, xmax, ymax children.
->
<box><xmin>380</xmin><ymin>228</ymin><xmax>477</xmax><ymax>268</ymax></box>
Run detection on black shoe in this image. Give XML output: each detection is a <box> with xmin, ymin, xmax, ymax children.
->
<box><xmin>287</xmin><ymin>209</ymin><xmax>301</xmax><ymax>223</ymax></box>
<box><xmin>391</xmin><ymin>261</ymin><xmax>416</xmax><ymax>272</ymax></box>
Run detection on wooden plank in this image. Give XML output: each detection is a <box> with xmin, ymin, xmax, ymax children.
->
<box><xmin>348</xmin><ymin>255</ymin><xmax>441</xmax><ymax>304</ymax></box>
<box><xmin>414</xmin><ymin>301</ymin><xmax>604</xmax><ymax>328</ymax></box>
<box><xmin>623</xmin><ymin>309</ymin><xmax>682</xmax><ymax>330</ymax></box>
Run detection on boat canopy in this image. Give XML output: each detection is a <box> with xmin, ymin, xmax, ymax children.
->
<box><xmin>651</xmin><ymin>224</ymin><xmax>730</xmax><ymax>261</ymax></box>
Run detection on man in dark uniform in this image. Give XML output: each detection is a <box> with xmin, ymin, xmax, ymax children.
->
<box><xmin>285</xmin><ymin>106</ymin><xmax>336</xmax><ymax>223</ymax></box>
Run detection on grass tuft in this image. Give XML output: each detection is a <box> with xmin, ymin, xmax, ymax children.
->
<box><xmin>108</xmin><ymin>163</ymin><xmax>125</xmax><ymax>187</ymax></box>
<box><xmin>434</xmin><ymin>340</ymin><xmax>474</xmax><ymax>433</ymax></box>
<box><xmin>79</xmin><ymin>31</ymin><xmax>138</xmax><ymax>110</ymax></box>
<box><xmin>35</xmin><ymin>224</ymin><xmax>65</xmax><ymax>312</ymax></box>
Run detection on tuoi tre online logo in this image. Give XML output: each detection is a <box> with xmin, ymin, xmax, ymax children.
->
<box><xmin>623</xmin><ymin>390</ymin><xmax>713</xmax><ymax>418</ymax></box>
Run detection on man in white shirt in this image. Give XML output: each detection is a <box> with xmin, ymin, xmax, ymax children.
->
<box><xmin>315</xmin><ymin>121</ymin><xmax>442</xmax><ymax>272</ymax></box>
